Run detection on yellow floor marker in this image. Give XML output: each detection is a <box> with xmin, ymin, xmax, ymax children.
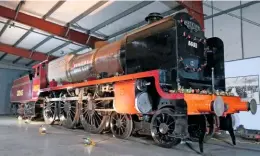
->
<box><xmin>83</xmin><ymin>138</ymin><xmax>96</xmax><ymax>146</ymax></box>
<box><xmin>39</xmin><ymin>125</ymin><xmax>47</xmax><ymax>135</ymax></box>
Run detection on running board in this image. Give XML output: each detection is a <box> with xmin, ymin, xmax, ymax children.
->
<box><xmin>46</xmin><ymin>97</ymin><xmax>114</xmax><ymax>102</ymax></box>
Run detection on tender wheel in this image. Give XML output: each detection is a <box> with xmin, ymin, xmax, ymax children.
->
<box><xmin>43</xmin><ymin>93</ymin><xmax>56</xmax><ymax>125</ymax></box>
<box><xmin>110</xmin><ymin>112</ymin><xmax>133</xmax><ymax>139</ymax></box>
<box><xmin>80</xmin><ymin>100</ymin><xmax>109</xmax><ymax>133</ymax></box>
<box><xmin>150</xmin><ymin>108</ymin><xmax>181</xmax><ymax>148</ymax></box>
<box><xmin>58</xmin><ymin>93</ymin><xmax>79</xmax><ymax>129</ymax></box>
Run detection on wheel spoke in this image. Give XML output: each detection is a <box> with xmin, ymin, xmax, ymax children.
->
<box><xmin>120</xmin><ymin>127</ymin><xmax>125</xmax><ymax>133</ymax></box>
<box><xmin>120</xmin><ymin>114</ymin><xmax>124</xmax><ymax>120</ymax></box>
<box><xmin>92</xmin><ymin>115</ymin><xmax>96</xmax><ymax>127</ymax></box>
<box><xmin>94</xmin><ymin>111</ymin><xmax>102</xmax><ymax>122</ymax></box>
<box><xmin>162</xmin><ymin>113</ymin><xmax>165</xmax><ymax>122</ymax></box>
<box><xmin>165</xmin><ymin>115</ymin><xmax>169</xmax><ymax>124</ymax></box>
<box><xmin>168</xmin><ymin>121</ymin><xmax>175</xmax><ymax>126</ymax></box>
<box><xmin>70</xmin><ymin>109</ymin><xmax>76</xmax><ymax>114</ymax></box>
<box><xmin>156</xmin><ymin>117</ymin><xmax>161</xmax><ymax>124</ymax></box>
<box><xmin>94</xmin><ymin>116</ymin><xmax>100</xmax><ymax>126</ymax></box>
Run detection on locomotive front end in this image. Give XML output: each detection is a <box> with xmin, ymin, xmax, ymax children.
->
<box><xmin>140</xmin><ymin>12</ymin><xmax>257</xmax><ymax>150</ymax></box>
<box><xmin>172</xmin><ymin>12</ymin><xmax>257</xmax><ymax>116</ymax></box>
<box><xmin>136</xmin><ymin>12</ymin><xmax>256</xmax><ymax>118</ymax></box>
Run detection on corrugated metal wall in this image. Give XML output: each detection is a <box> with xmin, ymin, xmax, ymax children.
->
<box><xmin>0</xmin><ymin>69</ymin><xmax>24</xmax><ymax>115</ymax></box>
<box><xmin>203</xmin><ymin>1</ymin><xmax>260</xmax><ymax>130</ymax></box>
<box><xmin>203</xmin><ymin>1</ymin><xmax>260</xmax><ymax>62</ymax></box>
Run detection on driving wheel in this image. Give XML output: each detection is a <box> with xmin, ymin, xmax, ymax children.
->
<box><xmin>150</xmin><ymin>108</ymin><xmax>181</xmax><ymax>148</ymax></box>
<box><xmin>80</xmin><ymin>100</ymin><xmax>109</xmax><ymax>133</ymax></box>
<box><xmin>43</xmin><ymin>92</ymin><xmax>57</xmax><ymax>125</ymax></box>
<box><xmin>58</xmin><ymin>93</ymin><xmax>79</xmax><ymax>129</ymax></box>
<box><xmin>110</xmin><ymin>112</ymin><xmax>133</xmax><ymax>139</ymax></box>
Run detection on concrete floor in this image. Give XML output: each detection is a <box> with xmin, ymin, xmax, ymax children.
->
<box><xmin>0</xmin><ymin>117</ymin><xmax>260</xmax><ymax>156</ymax></box>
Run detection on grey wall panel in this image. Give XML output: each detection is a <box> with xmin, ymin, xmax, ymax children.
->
<box><xmin>203</xmin><ymin>0</ymin><xmax>213</xmax><ymax>38</ymax></box>
<box><xmin>212</xmin><ymin>1</ymin><xmax>240</xmax><ymax>16</ymax></box>
<box><xmin>242</xmin><ymin>3</ymin><xmax>260</xmax><ymax>23</ymax></box>
<box><xmin>243</xmin><ymin>22</ymin><xmax>260</xmax><ymax>58</ymax></box>
<box><xmin>203</xmin><ymin>0</ymin><xmax>212</xmax><ymax>16</ymax></box>
<box><xmin>0</xmin><ymin>69</ymin><xmax>24</xmax><ymax>115</ymax></box>
<box><xmin>242</xmin><ymin>3</ymin><xmax>260</xmax><ymax>58</ymax></box>
<box><xmin>204</xmin><ymin>19</ymin><xmax>213</xmax><ymax>38</ymax></box>
<box><xmin>213</xmin><ymin>11</ymin><xmax>242</xmax><ymax>61</ymax></box>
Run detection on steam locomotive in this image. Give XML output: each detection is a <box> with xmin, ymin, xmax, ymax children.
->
<box><xmin>10</xmin><ymin>12</ymin><xmax>257</xmax><ymax>153</ymax></box>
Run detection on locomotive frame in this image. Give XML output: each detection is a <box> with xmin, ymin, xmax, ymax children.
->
<box><xmin>10</xmin><ymin>12</ymin><xmax>257</xmax><ymax>153</ymax></box>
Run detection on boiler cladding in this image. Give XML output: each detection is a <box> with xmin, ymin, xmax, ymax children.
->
<box><xmin>47</xmin><ymin>41</ymin><xmax>123</xmax><ymax>83</ymax></box>
<box><xmin>47</xmin><ymin>13</ymin><xmax>177</xmax><ymax>83</ymax></box>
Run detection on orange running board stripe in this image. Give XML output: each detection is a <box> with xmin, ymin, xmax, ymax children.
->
<box><xmin>184</xmin><ymin>93</ymin><xmax>249</xmax><ymax>115</ymax></box>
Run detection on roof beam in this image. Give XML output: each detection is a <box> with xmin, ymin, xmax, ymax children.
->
<box><xmin>47</xmin><ymin>41</ymin><xmax>71</xmax><ymax>55</ymax></box>
<box><xmin>71</xmin><ymin>25</ymin><xmax>108</xmax><ymax>39</ymax></box>
<box><xmin>0</xmin><ymin>53</ymin><xmax>7</xmax><ymax>61</ymax></box>
<box><xmin>0</xmin><ymin>19</ymin><xmax>69</xmax><ymax>43</ymax></box>
<box><xmin>42</xmin><ymin>0</ymin><xmax>66</xmax><ymax>19</ymax></box>
<box><xmin>0</xmin><ymin>43</ymin><xmax>56</xmax><ymax>62</ymax></box>
<box><xmin>0</xmin><ymin>61</ymin><xmax>30</xmax><ymax>71</ymax></box>
<box><xmin>90</xmin><ymin>1</ymin><xmax>154</xmax><ymax>32</ymax></box>
<box><xmin>69</xmin><ymin>1</ymin><xmax>108</xmax><ymax>24</ymax></box>
<box><xmin>25</xmin><ymin>60</ymin><xmax>36</xmax><ymax>66</ymax></box>
<box><xmin>12</xmin><ymin>1</ymin><xmax>66</xmax><ymax>65</ymax></box>
<box><xmin>108</xmin><ymin>5</ymin><xmax>185</xmax><ymax>39</ymax></box>
<box><xmin>71</xmin><ymin>46</ymin><xmax>89</xmax><ymax>54</ymax></box>
<box><xmin>69</xmin><ymin>1</ymin><xmax>109</xmax><ymax>39</ymax></box>
<box><xmin>0</xmin><ymin>20</ymin><xmax>11</xmax><ymax>37</ymax></box>
<box><xmin>30</xmin><ymin>35</ymin><xmax>54</xmax><ymax>51</ymax></box>
<box><xmin>0</xmin><ymin>1</ymin><xmax>21</xmax><ymax>62</ymax></box>
<box><xmin>0</xmin><ymin>20</ymin><xmax>12</xmax><ymax>61</ymax></box>
<box><xmin>11</xmin><ymin>28</ymin><xmax>33</xmax><ymax>64</ymax></box>
<box><xmin>204</xmin><ymin>1</ymin><xmax>259</xmax><ymax>20</ymax></box>
<box><xmin>11</xmin><ymin>28</ymin><xmax>47</xmax><ymax>64</ymax></box>
<box><xmin>0</xmin><ymin>5</ymin><xmax>104</xmax><ymax>48</ymax></box>
<box><xmin>204</xmin><ymin>2</ymin><xmax>260</xmax><ymax>28</ymax></box>
<box><xmin>12</xmin><ymin>56</ymin><xmax>23</xmax><ymax>64</ymax></box>
<box><xmin>13</xmin><ymin>28</ymin><xmax>33</xmax><ymax>47</ymax></box>
<box><xmin>19</xmin><ymin>35</ymin><xmax>54</xmax><ymax>63</ymax></box>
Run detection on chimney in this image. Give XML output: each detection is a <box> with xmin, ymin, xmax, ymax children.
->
<box><xmin>145</xmin><ymin>13</ymin><xmax>163</xmax><ymax>24</ymax></box>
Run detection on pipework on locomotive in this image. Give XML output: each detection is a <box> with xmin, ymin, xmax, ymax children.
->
<box><xmin>10</xmin><ymin>12</ymin><xmax>257</xmax><ymax>153</ymax></box>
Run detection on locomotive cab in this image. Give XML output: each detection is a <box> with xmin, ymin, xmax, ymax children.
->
<box><xmin>31</xmin><ymin>61</ymin><xmax>48</xmax><ymax>99</ymax></box>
